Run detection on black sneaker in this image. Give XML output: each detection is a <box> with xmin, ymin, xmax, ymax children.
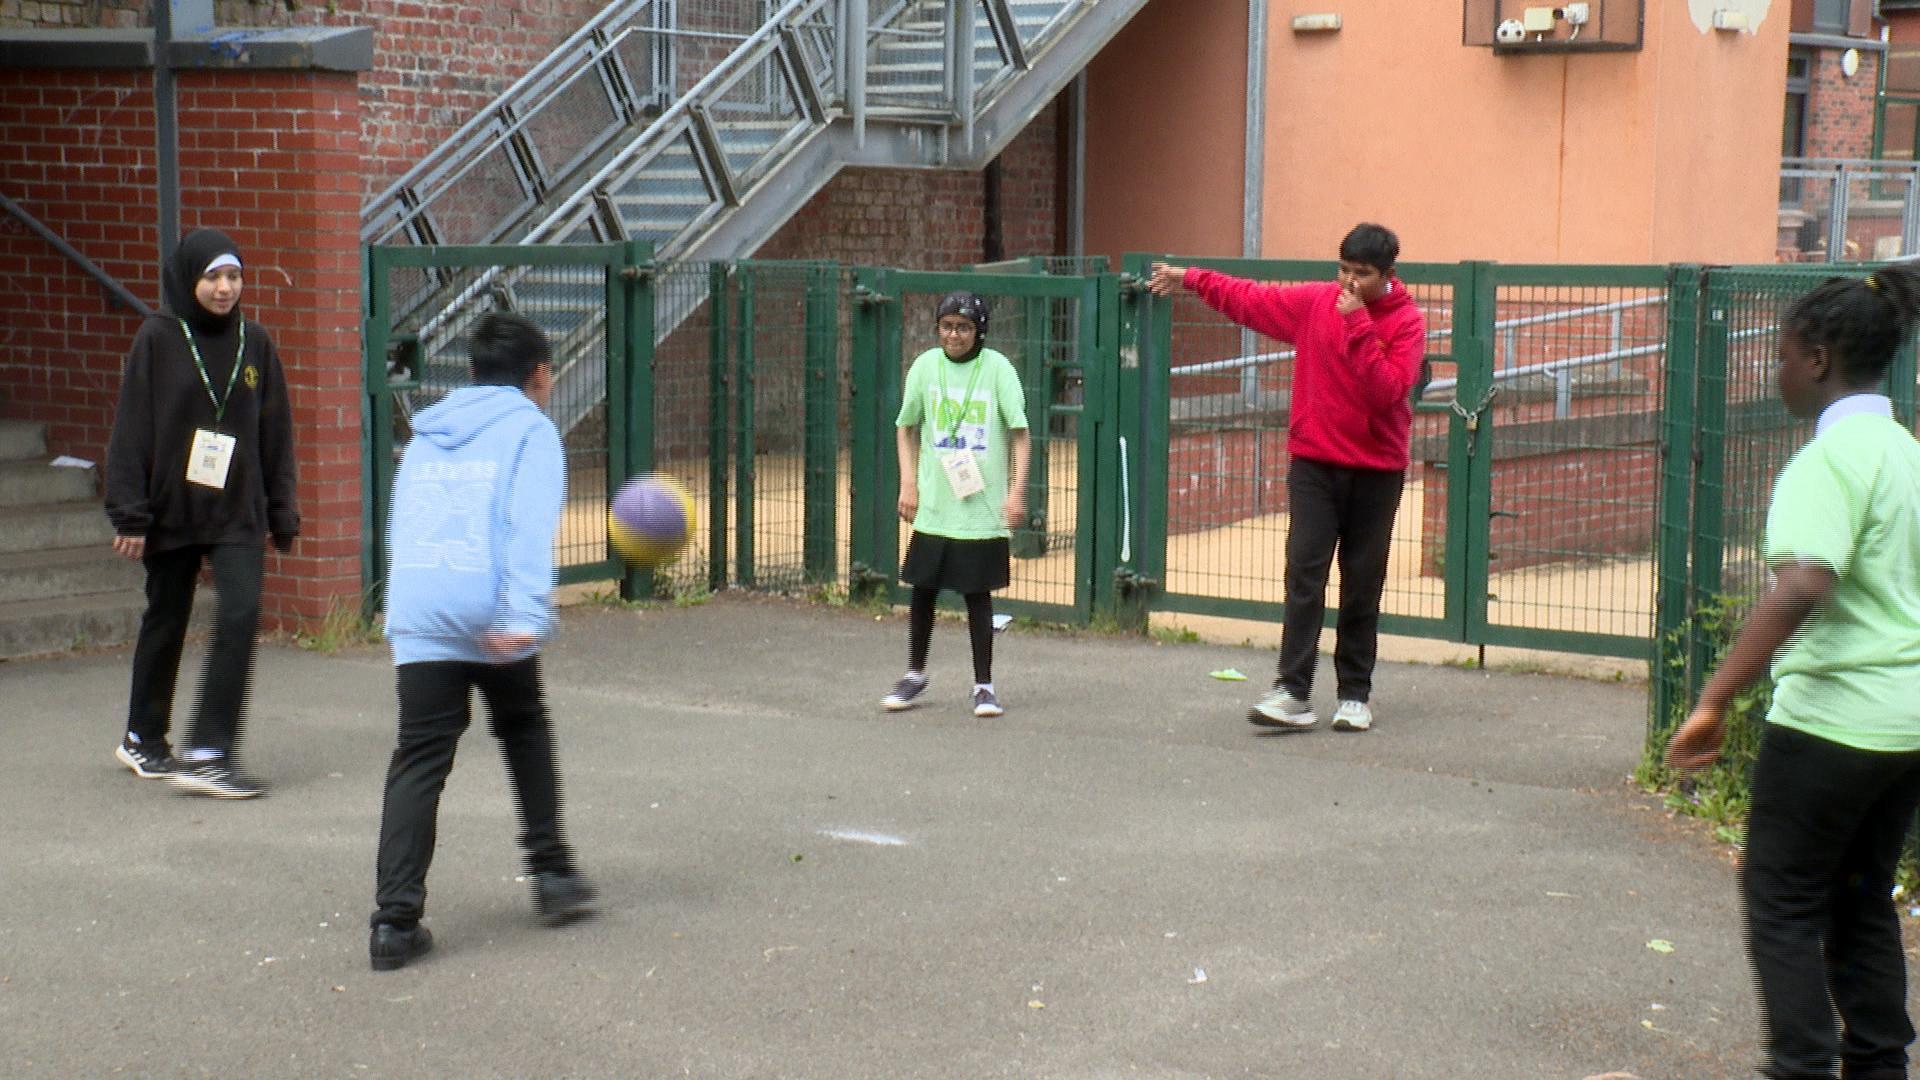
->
<box><xmin>881</xmin><ymin>672</ymin><xmax>929</xmax><ymax>711</ymax></box>
<box><xmin>971</xmin><ymin>686</ymin><xmax>1004</xmax><ymax>718</ymax></box>
<box><xmin>532</xmin><ymin>871</ymin><xmax>599</xmax><ymax>927</ymax></box>
<box><xmin>369</xmin><ymin>923</ymin><xmax>433</xmax><ymax>972</ymax></box>
<box><xmin>115</xmin><ymin>734</ymin><xmax>177</xmax><ymax>778</ymax></box>
<box><xmin>166</xmin><ymin>756</ymin><xmax>265</xmax><ymax>799</ymax></box>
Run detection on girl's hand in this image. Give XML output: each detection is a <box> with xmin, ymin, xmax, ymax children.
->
<box><xmin>1665</xmin><ymin>703</ymin><xmax>1728</xmax><ymax>773</ymax></box>
<box><xmin>1003</xmin><ymin>491</ymin><xmax>1026</xmax><ymax>529</ymax></box>
<box><xmin>112</xmin><ymin>534</ymin><xmax>145</xmax><ymax>560</ymax></box>
<box><xmin>898</xmin><ymin>485</ymin><xmax>918</xmax><ymax>522</ymax></box>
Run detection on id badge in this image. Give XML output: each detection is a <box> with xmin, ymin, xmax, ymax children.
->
<box><xmin>940</xmin><ymin>448</ymin><xmax>985</xmax><ymax>499</ymax></box>
<box><xmin>185</xmin><ymin>428</ymin><xmax>236</xmax><ymax>489</ymax></box>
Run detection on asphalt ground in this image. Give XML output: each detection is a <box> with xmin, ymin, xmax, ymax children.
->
<box><xmin>0</xmin><ymin>592</ymin><xmax>1850</xmax><ymax>1078</ymax></box>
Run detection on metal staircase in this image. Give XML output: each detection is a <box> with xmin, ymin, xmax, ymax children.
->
<box><xmin>361</xmin><ymin>0</ymin><xmax>1147</xmax><ymax>432</ymax></box>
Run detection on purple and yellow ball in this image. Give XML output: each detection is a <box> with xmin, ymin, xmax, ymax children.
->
<box><xmin>608</xmin><ymin>473</ymin><xmax>696</xmax><ymax>569</ymax></box>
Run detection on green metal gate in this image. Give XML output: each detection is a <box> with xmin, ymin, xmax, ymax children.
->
<box><xmin>1121</xmin><ymin>256</ymin><xmax>1671</xmax><ymax>660</ymax></box>
<box><xmin>850</xmin><ymin>268</ymin><xmax>1112</xmax><ymax>624</ymax></box>
<box><xmin>362</xmin><ymin>242</ymin><xmax>652</xmax><ymax>608</ymax></box>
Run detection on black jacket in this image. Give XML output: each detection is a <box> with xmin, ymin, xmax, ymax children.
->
<box><xmin>104</xmin><ymin>314</ymin><xmax>300</xmax><ymax>551</ymax></box>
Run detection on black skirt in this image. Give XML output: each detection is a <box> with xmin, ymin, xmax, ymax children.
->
<box><xmin>900</xmin><ymin>531</ymin><xmax>1011</xmax><ymax>594</ymax></box>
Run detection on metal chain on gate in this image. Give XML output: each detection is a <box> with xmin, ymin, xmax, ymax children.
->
<box><xmin>1450</xmin><ymin>385</ymin><xmax>1501</xmax><ymax>457</ymax></box>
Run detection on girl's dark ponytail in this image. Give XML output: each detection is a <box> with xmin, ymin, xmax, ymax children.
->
<box><xmin>1785</xmin><ymin>264</ymin><xmax>1920</xmax><ymax>383</ymax></box>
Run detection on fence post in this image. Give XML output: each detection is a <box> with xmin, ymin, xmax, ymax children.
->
<box><xmin>803</xmin><ymin>263</ymin><xmax>840</xmax><ymax>584</ymax></box>
<box><xmin>1012</xmin><ymin>288</ymin><xmax>1051</xmax><ymax>559</ymax></box>
<box><xmin>1453</xmin><ymin>261</ymin><xmax>1497</xmax><ymax>646</ymax></box>
<box><xmin>1120</xmin><ymin>254</ymin><xmax>1171</xmax><ymax>601</ymax></box>
<box><xmin>1687</xmin><ymin>276</ymin><xmax>1731</xmax><ymax>694</ymax></box>
<box><xmin>847</xmin><ymin>267</ymin><xmax>892</xmax><ymax>601</ymax></box>
<box><xmin>707</xmin><ymin>262</ymin><xmax>730</xmax><ymax>593</ymax></box>
<box><xmin>1652</xmin><ymin>265</ymin><xmax>1702</xmax><ymax>738</ymax></box>
<box><xmin>734</xmin><ymin>267</ymin><xmax>757</xmax><ymax>588</ymax></box>
<box><xmin>619</xmin><ymin>240</ymin><xmax>656</xmax><ymax>601</ymax></box>
<box><xmin>361</xmin><ymin>244</ymin><xmax>393</xmax><ymax>617</ymax></box>
<box><xmin>1097</xmin><ymin>266</ymin><xmax>1150</xmax><ymax>628</ymax></box>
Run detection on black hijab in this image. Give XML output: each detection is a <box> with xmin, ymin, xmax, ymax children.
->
<box><xmin>162</xmin><ymin>228</ymin><xmax>244</xmax><ymax>335</ymax></box>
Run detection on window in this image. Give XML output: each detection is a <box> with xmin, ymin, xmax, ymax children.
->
<box><xmin>1784</xmin><ymin>49</ymin><xmax>1811</xmax><ymax>205</ymax></box>
<box><xmin>1812</xmin><ymin>0</ymin><xmax>1852</xmax><ymax>34</ymax></box>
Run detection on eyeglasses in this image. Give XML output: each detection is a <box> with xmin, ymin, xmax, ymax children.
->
<box><xmin>937</xmin><ymin>323</ymin><xmax>975</xmax><ymax>336</ymax></box>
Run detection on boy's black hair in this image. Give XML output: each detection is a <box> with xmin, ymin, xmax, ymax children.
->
<box><xmin>1783</xmin><ymin>264</ymin><xmax>1920</xmax><ymax>385</ymax></box>
<box><xmin>469</xmin><ymin>311</ymin><xmax>553</xmax><ymax>388</ymax></box>
<box><xmin>1338</xmin><ymin>223</ymin><xmax>1399</xmax><ymax>272</ymax></box>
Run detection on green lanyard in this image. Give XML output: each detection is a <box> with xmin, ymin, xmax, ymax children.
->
<box><xmin>178</xmin><ymin>318</ymin><xmax>245</xmax><ymax>428</ymax></box>
<box><xmin>933</xmin><ymin>354</ymin><xmax>985</xmax><ymax>446</ymax></box>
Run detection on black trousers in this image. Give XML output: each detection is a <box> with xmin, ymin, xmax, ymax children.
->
<box><xmin>372</xmin><ymin>657</ymin><xmax>576</xmax><ymax>930</ymax></box>
<box><xmin>125</xmin><ymin>541</ymin><xmax>264</xmax><ymax>754</ymax></box>
<box><xmin>1275</xmin><ymin>457</ymin><xmax>1404</xmax><ymax>702</ymax></box>
<box><xmin>1745</xmin><ymin>724</ymin><xmax>1920</xmax><ymax>1080</ymax></box>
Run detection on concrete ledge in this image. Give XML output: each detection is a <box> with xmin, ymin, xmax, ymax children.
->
<box><xmin>0</xmin><ymin>26</ymin><xmax>373</xmax><ymax>72</ymax></box>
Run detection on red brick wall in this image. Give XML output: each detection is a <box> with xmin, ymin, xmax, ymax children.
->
<box><xmin>1801</xmin><ymin>46</ymin><xmax>1879</xmax><ymax>161</ymax></box>
<box><xmin>753</xmin><ymin>101</ymin><xmax>1063</xmax><ymax>267</ymax></box>
<box><xmin>0</xmin><ymin>68</ymin><xmax>364</xmax><ymax>629</ymax></box>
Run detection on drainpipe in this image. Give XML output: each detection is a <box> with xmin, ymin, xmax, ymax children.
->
<box><xmin>154</xmin><ymin>0</ymin><xmax>180</xmax><ymax>268</ymax></box>
<box><xmin>1067</xmin><ymin>70</ymin><xmax>1086</xmax><ymax>258</ymax></box>
<box><xmin>1241</xmin><ymin>0</ymin><xmax>1268</xmax><ymax>404</ymax></box>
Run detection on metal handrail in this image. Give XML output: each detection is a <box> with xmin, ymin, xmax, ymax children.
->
<box><xmin>1</xmin><ymin>192</ymin><xmax>152</xmax><ymax>316</ymax></box>
<box><xmin>525</xmin><ymin>0</ymin><xmax>837</xmax><ymax>246</ymax></box>
<box><xmin>361</xmin><ymin>0</ymin><xmax>661</xmax><ymax>240</ymax></box>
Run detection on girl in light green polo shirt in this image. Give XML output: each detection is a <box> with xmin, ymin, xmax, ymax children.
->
<box><xmin>880</xmin><ymin>292</ymin><xmax>1030</xmax><ymax>718</ymax></box>
<box><xmin>1667</xmin><ymin>265</ymin><xmax>1920</xmax><ymax>1078</ymax></box>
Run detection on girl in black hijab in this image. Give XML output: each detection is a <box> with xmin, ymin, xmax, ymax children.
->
<box><xmin>105</xmin><ymin>228</ymin><xmax>300</xmax><ymax>799</ymax></box>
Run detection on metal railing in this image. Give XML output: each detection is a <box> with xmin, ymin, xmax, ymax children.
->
<box><xmin>1779</xmin><ymin>157</ymin><xmax>1920</xmax><ymax>263</ymax></box>
<box><xmin>2</xmin><ymin>192</ymin><xmax>152</xmax><ymax>316</ymax></box>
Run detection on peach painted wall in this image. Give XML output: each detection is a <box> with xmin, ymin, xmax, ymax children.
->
<box><xmin>1082</xmin><ymin>0</ymin><xmax>1249</xmax><ymax>266</ymax></box>
<box><xmin>1257</xmin><ymin>1</ymin><xmax>1786</xmax><ymax>264</ymax></box>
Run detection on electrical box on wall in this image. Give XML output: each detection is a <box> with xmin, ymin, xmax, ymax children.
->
<box><xmin>1463</xmin><ymin>0</ymin><xmax>1643</xmax><ymax>52</ymax></box>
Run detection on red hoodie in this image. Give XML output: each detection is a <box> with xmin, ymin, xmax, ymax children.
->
<box><xmin>1186</xmin><ymin>269</ymin><xmax>1427</xmax><ymax>472</ymax></box>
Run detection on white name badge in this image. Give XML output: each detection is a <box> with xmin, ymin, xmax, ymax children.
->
<box><xmin>185</xmin><ymin>428</ymin><xmax>236</xmax><ymax>489</ymax></box>
<box><xmin>940</xmin><ymin>447</ymin><xmax>985</xmax><ymax>499</ymax></box>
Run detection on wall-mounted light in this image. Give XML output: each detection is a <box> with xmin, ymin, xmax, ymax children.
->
<box><xmin>1710</xmin><ymin>9</ymin><xmax>1750</xmax><ymax>31</ymax></box>
<box><xmin>1291</xmin><ymin>13</ymin><xmax>1341</xmax><ymax>33</ymax></box>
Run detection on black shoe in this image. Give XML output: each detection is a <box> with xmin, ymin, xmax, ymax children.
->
<box><xmin>369</xmin><ymin>923</ymin><xmax>433</xmax><ymax>972</ymax></box>
<box><xmin>532</xmin><ymin>871</ymin><xmax>599</xmax><ymax>927</ymax></box>
<box><xmin>115</xmin><ymin>734</ymin><xmax>177</xmax><ymax>778</ymax></box>
<box><xmin>166</xmin><ymin>756</ymin><xmax>265</xmax><ymax>799</ymax></box>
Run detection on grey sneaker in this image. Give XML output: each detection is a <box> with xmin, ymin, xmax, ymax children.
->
<box><xmin>166</xmin><ymin>756</ymin><xmax>265</xmax><ymax>799</ymax></box>
<box><xmin>971</xmin><ymin>686</ymin><xmax>1004</xmax><ymax>718</ymax></box>
<box><xmin>882</xmin><ymin>672</ymin><xmax>929</xmax><ymax>711</ymax></box>
<box><xmin>532</xmin><ymin>871</ymin><xmax>599</xmax><ymax>927</ymax></box>
<box><xmin>1331</xmin><ymin>699</ymin><xmax>1373</xmax><ymax>732</ymax></box>
<box><xmin>1247</xmin><ymin>687</ymin><xmax>1316</xmax><ymax>729</ymax></box>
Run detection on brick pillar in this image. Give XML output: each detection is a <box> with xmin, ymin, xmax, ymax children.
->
<box><xmin>178</xmin><ymin>70</ymin><xmax>365</xmax><ymax>630</ymax></box>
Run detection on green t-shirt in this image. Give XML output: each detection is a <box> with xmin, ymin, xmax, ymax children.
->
<box><xmin>895</xmin><ymin>346</ymin><xmax>1029</xmax><ymax>540</ymax></box>
<box><xmin>1765</xmin><ymin>410</ymin><xmax>1920</xmax><ymax>751</ymax></box>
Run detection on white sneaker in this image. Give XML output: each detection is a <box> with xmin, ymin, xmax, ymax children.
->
<box><xmin>1247</xmin><ymin>688</ymin><xmax>1316</xmax><ymax>729</ymax></box>
<box><xmin>1331</xmin><ymin>700</ymin><xmax>1373</xmax><ymax>732</ymax></box>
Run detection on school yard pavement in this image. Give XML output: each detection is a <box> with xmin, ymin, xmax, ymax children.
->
<box><xmin>0</xmin><ymin>593</ymin><xmax>1858</xmax><ymax>1078</ymax></box>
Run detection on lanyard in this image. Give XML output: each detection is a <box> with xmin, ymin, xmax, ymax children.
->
<box><xmin>933</xmin><ymin>354</ymin><xmax>986</xmax><ymax>444</ymax></box>
<box><xmin>178</xmin><ymin>318</ymin><xmax>244</xmax><ymax>428</ymax></box>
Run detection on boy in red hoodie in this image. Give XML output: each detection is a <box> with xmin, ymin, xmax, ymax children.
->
<box><xmin>1148</xmin><ymin>223</ymin><xmax>1426</xmax><ymax>732</ymax></box>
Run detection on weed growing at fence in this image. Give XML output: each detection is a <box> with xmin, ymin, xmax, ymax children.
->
<box><xmin>293</xmin><ymin>597</ymin><xmax>385</xmax><ymax>654</ymax></box>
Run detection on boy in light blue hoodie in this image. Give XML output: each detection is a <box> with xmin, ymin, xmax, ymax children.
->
<box><xmin>369</xmin><ymin>312</ymin><xmax>596</xmax><ymax>972</ymax></box>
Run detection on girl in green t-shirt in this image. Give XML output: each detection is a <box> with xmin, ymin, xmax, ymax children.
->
<box><xmin>1667</xmin><ymin>264</ymin><xmax>1920</xmax><ymax>1078</ymax></box>
<box><xmin>881</xmin><ymin>292</ymin><xmax>1030</xmax><ymax>718</ymax></box>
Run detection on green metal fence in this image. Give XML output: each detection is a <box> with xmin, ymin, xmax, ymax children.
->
<box><xmin>1651</xmin><ymin>264</ymin><xmax>1920</xmax><ymax>738</ymax></box>
<box><xmin>364</xmin><ymin>245</ymin><xmax>1814</xmax><ymax>690</ymax></box>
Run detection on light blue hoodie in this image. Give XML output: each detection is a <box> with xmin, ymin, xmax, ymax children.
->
<box><xmin>385</xmin><ymin>385</ymin><xmax>564</xmax><ymax>665</ymax></box>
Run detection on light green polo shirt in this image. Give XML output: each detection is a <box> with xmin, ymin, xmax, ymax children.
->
<box><xmin>1765</xmin><ymin>396</ymin><xmax>1920</xmax><ymax>751</ymax></box>
<box><xmin>895</xmin><ymin>346</ymin><xmax>1028</xmax><ymax>540</ymax></box>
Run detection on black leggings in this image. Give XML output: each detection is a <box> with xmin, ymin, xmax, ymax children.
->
<box><xmin>909</xmin><ymin>587</ymin><xmax>994</xmax><ymax>684</ymax></box>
